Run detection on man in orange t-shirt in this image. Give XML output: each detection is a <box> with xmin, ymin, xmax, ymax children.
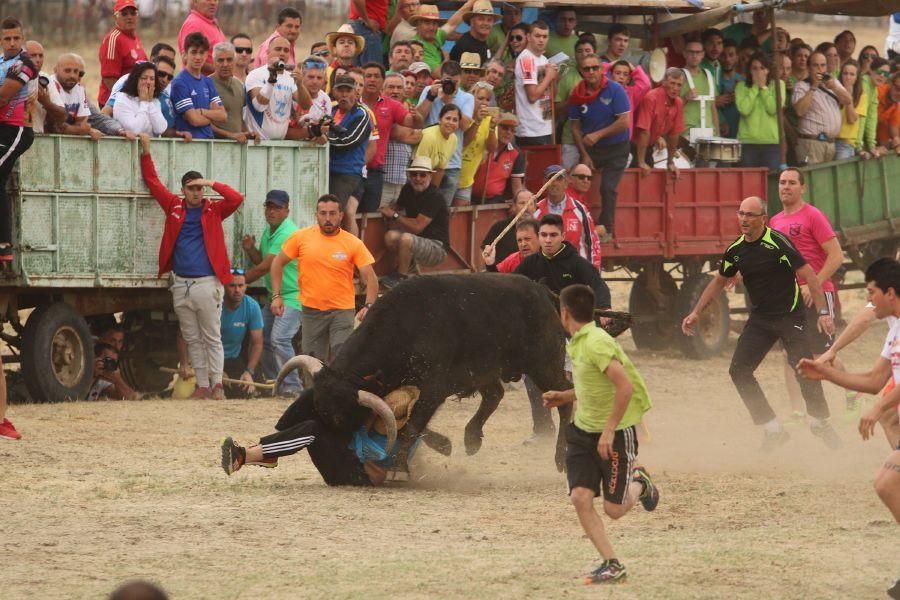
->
<box><xmin>877</xmin><ymin>77</ymin><xmax>900</xmax><ymax>149</ymax></box>
<box><xmin>270</xmin><ymin>194</ymin><xmax>378</xmax><ymax>363</ymax></box>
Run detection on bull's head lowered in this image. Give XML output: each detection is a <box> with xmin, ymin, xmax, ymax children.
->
<box><xmin>275</xmin><ymin>355</ymin><xmax>399</xmax><ymax>452</ymax></box>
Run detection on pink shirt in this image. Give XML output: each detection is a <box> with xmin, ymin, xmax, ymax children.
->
<box><xmin>178</xmin><ymin>10</ymin><xmax>225</xmax><ymax>65</ymax></box>
<box><xmin>253</xmin><ymin>31</ymin><xmax>297</xmax><ymax>70</ymax></box>
<box><xmin>769</xmin><ymin>203</ymin><xmax>836</xmax><ymax>292</ymax></box>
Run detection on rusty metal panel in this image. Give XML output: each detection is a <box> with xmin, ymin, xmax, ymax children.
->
<box><xmin>9</xmin><ymin>136</ymin><xmax>329</xmax><ymax>288</ymax></box>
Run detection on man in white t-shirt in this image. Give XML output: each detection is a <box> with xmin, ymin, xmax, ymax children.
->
<box><xmin>48</xmin><ymin>53</ymin><xmax>90</xmax><ymax>135</ymax></box>
<box><xmin>514</xmin><ymin>20</ymin><xmax>557</xmax><ymax>146</ymax></box>
<box><xmin>797</xmin><ymin>258</ymin><xmax>900</xmax><ymax>592</ymax></box>
<box><xmin>243</xmin><ymin>36</ymin><xmax>311</xmax><ymax>140</ymax></box>
<box><xmin>299</xmin><ymin>56</ymin><xmax>331</xmax><ymax>123</ymax></box>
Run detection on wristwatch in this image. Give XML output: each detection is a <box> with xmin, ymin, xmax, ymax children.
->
<box><xmin>365</xmin><ymin>302</ymin><xmax>375</xmax><ymax>308</ymax></box>
<box><xmin>818</xmin><ymin>309</ymin><xmax>830</xmax><ymax>316</ymax></box>
<box><xmin>392</xmin><ymin>212</ymin><xmax>400</xmax><ymax>220</ymax></box>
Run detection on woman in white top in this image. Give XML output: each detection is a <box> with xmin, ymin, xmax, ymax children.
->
<box><xmin>112</xmin><ymin>63</ymin><xmax>168</xmax><ymax>137</ymax></box>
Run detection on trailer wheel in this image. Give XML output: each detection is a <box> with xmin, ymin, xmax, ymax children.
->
<box><xmin>677</xmin><ymin>274</ymin><xmax>730</xmax><ymax>359</ymax></box>
<box><xmin>119</xmin><ymin>312</ymin><xmax>180</xmax><ymax>394</ymax></box>
<box><xmin>21</xmin><ymin>302</ymin><xmax>94</xmax><ymax>402</ymax></box>
<box><xmin>628</xmin><ymin>270</ymin><xmax>678</xmax><ymax>350</ymax></box>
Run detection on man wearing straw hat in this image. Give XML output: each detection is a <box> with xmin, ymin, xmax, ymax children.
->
<box><xmin>411</xmin><ymin>2</ymin><xmax>474</xmax><ymax>73</ymax></box>
<box><xmin>380</xmin><ymin>156</ymin><xmax>449</xmax><ymax>287</ymax></box>
<box><xmin>450</xmin><ymin>0</ymin><xmax>499</xmax><ymax>66</ymax></box>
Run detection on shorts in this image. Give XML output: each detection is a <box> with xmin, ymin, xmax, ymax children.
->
<box><xmin>409</xmin><ymin>235</ymin><xmax>447</xmax><ymax>267</ymax></box>
<box><xmin>454</xmin><ymin>185</ymin><xmax>472</xmax><ymax>203</ymax></box>
<box><xmin>566</xmin><ymin>423</ymin><xmax>638</xmax><ymax>505</ymax></box>
<box><xmin>803</xmin><ymin>290</ymin><xmax>835</xmax><ymax>354</ymax></box>
<box><xmin>329</xmin><ymin>173</ymin><xmax>362</xmax><ymax>205</ymax></box>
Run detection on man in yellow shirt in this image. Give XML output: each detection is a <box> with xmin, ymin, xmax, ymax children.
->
<box><xmin>270</xmin><ymin>194</ymin><xmax>379</xmax><ymax>364</ymax></box>
<box><xmin>543</xmin><ymin>284</ymin><xmax>658</xmax><ymax>585</ymax></box>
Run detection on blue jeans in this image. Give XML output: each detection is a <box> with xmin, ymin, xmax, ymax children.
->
<box><xmin>262</xmin><ymin>303</ymin><xmax>303</xmax><ymax>393</ymax></box>
<box><xmin>349</xmin><ymin>19</ymin><xmax>384</xmax><ymax>66</ymax></box>
<box><xmin>438</xmin><ymin>167</ymin><xmax>461</xmax><ymax>207</ymax></box>
<box><xmin>740</xmin><ymin>143</ymin><xmax>781</xmax><ymax>172</ymax></box>
<box><xmin>834</xmin><ymin>139</ymin><xmax>856</xmax><ymax>160</ymax></box>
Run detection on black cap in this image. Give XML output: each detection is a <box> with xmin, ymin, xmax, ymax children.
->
<box><xmin>333</xmin><ymin>75</ymin><xmax>356</xmax><ymax>90</ymax></box>
<box><xmin>265</xmin><ymin>189</ymin><xmax>290</xmax><ymax>207</ymax></box>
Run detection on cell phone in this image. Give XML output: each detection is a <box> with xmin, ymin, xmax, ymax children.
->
<box><xmin>487</xmin><ymin>107</ymin><xmax>500</xmax><ymax>119</ymax></box>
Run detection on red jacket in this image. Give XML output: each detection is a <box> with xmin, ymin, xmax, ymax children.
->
<box><xmin>534</xmin><ymin>194</ymin><xmax>602</xmax><ymax>269</ymax></box>
<box><xmin>141</xmin><ymin>153</ymin><xmax>244</xmax><ymax>285</ymax></box>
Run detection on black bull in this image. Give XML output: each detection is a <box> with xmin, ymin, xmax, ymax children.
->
<box><xmin>275</xmin><ymin>273</ymin><xmax>574</xmax><ymax>476</ymax></box>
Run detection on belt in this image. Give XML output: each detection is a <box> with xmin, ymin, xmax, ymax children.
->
<box><xmin>799</xmin><ymin>133</ymin><xmax>835</xmax><ymax>143</ymax></box>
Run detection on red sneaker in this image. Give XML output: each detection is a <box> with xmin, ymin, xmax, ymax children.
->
<box><xmin>0</xmin><ymin>417</ymin><xmax>22</xmax><ymax>440</ymax></box>
<box><xmin>211</xmin><ymin>383</ymin><xmax>226</xmax><ymax>400</ymax></box>
<box><xmin>190</xmin><ymin>386</ymin><xmax>211</xmax><ymax>399</ymax></box>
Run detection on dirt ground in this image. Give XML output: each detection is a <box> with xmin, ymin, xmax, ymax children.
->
<box><xmin>2</xmin><ymin>282</ymin><xmax>897</xmax><ymax>599</ymax></box>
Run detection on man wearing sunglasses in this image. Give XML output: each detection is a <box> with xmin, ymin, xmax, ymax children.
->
<box><xmin>139</xmin><ymin>133</ymin><xmax>245</xmax><ymax>400</ymax></box>
<box><xmin>683</xmin><ymin>196</ymin><xmax>837</xmax><ymax>452</ymax></box>
<box><xmin>98</xmin><ymin>0</ymin><xmax>147</xmax><ymax>106</ymax></box>
<box><xmin>230</xmin><ymin>33</ymin><xmax>253</xmax><ymax>82</ymax></box>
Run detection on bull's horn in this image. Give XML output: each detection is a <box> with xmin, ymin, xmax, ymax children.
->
<box><xmin>274</xmin><ymin>355</ymin><xmax>324</xmax><ymax>394</ymax></box>
<box><xmin>358</xmin><ymin>390</ymin><xmax>398</xmax><ymax>454</ymax></box>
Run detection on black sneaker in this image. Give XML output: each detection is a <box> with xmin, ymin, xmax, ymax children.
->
<box><xmin>633</xmin><ymin>466</ymin><xmax>659</xmax><ymax>512</ymax></box>
<box><xmin>220</xmin><ymin>436</ymin><xmax>246</xmax><ymax>475</ymax></box>
<box><xmin>584</xmin><ymin>559</ymin><xmax>627</xmax><ymax>584</ymax></box>
<box><xmin>760</xmin><ymin>429</ymin><xmax>790</xmax><ymax>452</ymax></box>
<box><xmin>380</xmin><ymin>272</ymin><xmax>408</xmax><ymax>290</ymax></box>
<box><xmin>888</xmin><ymin>576</ymin><xmax>900</xmax><ymax>599</ymax></box>
<box><xmin>810</xmin><ymin>420</ymin><xmax>842</xmax><ymax>450</ymax></box>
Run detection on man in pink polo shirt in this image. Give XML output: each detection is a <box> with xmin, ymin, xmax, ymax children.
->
<box><xmin>769</xmin><ymin>167</ymin><xmax>849</xmax><ymax>422</ymax></box>
<box><xmin>178</xmin><ymin>0</ymin><xmax>224</xmax><ymax>75</ymax></box>
<box><xmin>253</xmin><ymin>7</ymin><xmax>302</xmax><ymax>69</ymax></box>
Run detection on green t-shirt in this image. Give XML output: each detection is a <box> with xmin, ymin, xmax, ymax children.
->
<box><xmin>416</xmin><ymin>29</ymin><xmax>447</xmax><ymax>73</ymax></box>
<box><xmin>260</xmin><ymin>218</ymin><xmax>301</xmax><ymax>311</ymax></box>
<box><xmin>546</xmin><ymin>31</ymin><xmax>606</xmax><ymax>62</ymax></box>
<box><xmin>555</xmin><ymin>64</ymin><xmax>582</xmax><ymax>145</ymax></box>
<box><xmin>487</xmin><ymin>25</ymin><xmax>506</xmax><ymax>56</ymax></box>
<box><xmin>568</xmin><ymin>322</ymin><xmax>651</xmax><ymax>433</ymax></box>
<box><xmin>680</xmin><ymin>67</ymin><xmax>719</xmax><ymax>135</ymax></box>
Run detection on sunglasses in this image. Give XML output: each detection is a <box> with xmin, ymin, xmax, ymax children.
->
<box><xmin>234</xmin><ymin>47</ymin><xmax>252</xmax><ymax>55</ymax></box>
<box><xmin>510</xmin><ymin>35</ymin><xmax>524</xmax><ymax>42</ymax></box>
<box><xmin>862</xmin><ymin>53</ymin><xmax>877</xmax><ymax>59</ymax></box>
<box><xmin>304</xmin><ymin>59</ymin><xmax>326</xmax><ymax>69</ymax></box>
<box><xmin>231</xmin><ymin>268</ymin><xmax>245</xmax><ymax>275</ymax></box>
<box><xmin>572</xmin><ymin>174</ymin><xmax>592</xmax><ymax>181</ymax></box>
<box><xmin>408</xmin><ymin>171</ymin><xmax>430</xmax><ymax>178</ymax></box>
<box><xmin>582</xmin><ymin>65</ymin><xmax>602</xmax><ymax>72</ymax></box>
<box><xmin>157</xmin><ymin>71</ymin><xmax>173</xmax><ymax>81</ymax></box>
<box><xmin>313</xmin><ymin>50</ymin><xmax>330</xmax><ymax>57</ymax></box>
<box><xmin>78</xmin><ymin>70</ymin><xmax>86</xmax><ymax>77</ymax></box>
<box><xmin>877</xmin><ymin>69</ymin><xmax>891</xmax><ymax>76</ymax></box>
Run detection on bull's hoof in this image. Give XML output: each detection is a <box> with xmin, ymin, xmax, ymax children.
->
<box><xmin>464</xmin><ymin>427</ymin><xmax>483</xmax><ymax>455</ymax></box>
<box><xmin>423</xmin><ymin>429</ymin><xmax>452</xmax><ymax>456</ymax></box>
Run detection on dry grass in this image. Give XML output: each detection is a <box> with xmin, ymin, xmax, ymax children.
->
<box><xmin>2</xmin><ymin>282</ymin><xmax>896</xmax><ymax>599</ymax></box>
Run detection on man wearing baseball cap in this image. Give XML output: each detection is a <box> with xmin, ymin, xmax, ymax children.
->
<box><xmin>242</xmin><ymin>190</ymin><xmax>303</xmax><ymax>396</ymax></box>
<box><xmin>328</xmin><ymin>75</ymin><xmax>374</xmax><ymax>213</ymax></box>
<box><xmin>98</xmin><ymin>0</ymin><xmax>147</xmax><ymax>105</ymax></box>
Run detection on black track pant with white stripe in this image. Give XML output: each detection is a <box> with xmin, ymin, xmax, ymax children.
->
<box><xmin>259</xmin><ymin>419</ymin><xmax>371</xmax><ymax>486</ymax></box>
<box><xmin>0</xmin><ymin>125</ymin><xmax>34</xmax><ymax>245</ymax></box>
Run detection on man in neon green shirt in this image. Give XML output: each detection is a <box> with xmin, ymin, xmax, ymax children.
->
<box><xmin>242</xmin><ymin>190</ymin><xmax>303</xmax><ymax>394</ymax></box>
<box><xmin>543</xmin><ymin>284</ymin><xmax>659</xmax><ymax>585</ymax></box>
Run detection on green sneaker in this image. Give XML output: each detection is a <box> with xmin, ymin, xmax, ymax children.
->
<box><xmin>220</xmin><ymin>436</ymin><xmax>246</xmax><ymax>475</ymax></box>
<box><xmin>843</xmin><ymin>392</ymin><xmax>863</xmax><ymax>423</ymax></box>
<box><xmin>585</xmin><ymin>559</ymin><xmax>627</xmax><ymax>584</ymax></box>
<box><xmin>633</xmin><ymin>466</ymin><xmax>659</xmax><ymax>512</ymax></box>
<box><xmin>785</xmin><ymin>411</ymin><xmax>806</xmax><ymax>427</ymax></box>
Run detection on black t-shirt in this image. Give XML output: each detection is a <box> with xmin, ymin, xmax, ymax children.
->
<box><xmin>397</xmin><ymin>183</ymin><xmax>450</xmax><ymax>250</ymax></box>
<box><xmin>449</xmin><ymin>32</ymin><xmax>491</xmax><ymax>67</ymax></box>
<box><xmin>482</xmin><ymin>216</ymin><xmax>518</xmax><ymax>264</ymax></box>
<box><xmin>719</xmin><ymin>227</ymin><xmax>807</xmax><ymax>316</ymax></box>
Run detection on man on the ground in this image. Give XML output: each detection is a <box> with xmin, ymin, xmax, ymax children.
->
<box><xmin>88</xmin><ymin>342</ymin><xmax>138</xmax><ymax>401</ymax></box>
<box><xmin>139</xmin><ymin>133</ymin><xmax>245</xmax><ymax>400</ymax></box>
<box><xmin>242</xmin><ymin>190</ymin><xmax>303</xmax><ymax>396</ymax></box>
<box><xmin>98</xmin><ymin>0</ymin><xmax>147</xmax><ymax>106</ymax></box>
<box><xmin>682</xmin><ymin>195</ymin><xmax>840</xmax><ymax>450</ymax></box>
<box><xmin>380</xmin><ymin>156</ymin><xmax>449</xmax><ymax>286</ymax></box>
<box><xmin>270</xmin><ymin>194</ymin><xmax>379</xmax><ymax>364</ymax></box>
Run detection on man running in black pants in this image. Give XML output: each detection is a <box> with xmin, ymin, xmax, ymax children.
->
<box><xmin>682</xmin><ymin>196</ymin><xmax>840</xmax><ymax>451</ymax></box>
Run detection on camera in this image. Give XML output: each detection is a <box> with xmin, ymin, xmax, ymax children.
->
<box><xmin>101</xmin><ymin>357</ymin><xmax>118</xmax><ymax>372</ymax></box>
<box><xmin>38</xmin><ymin>75</ymin><xmax>49</xmax><ymax>88</ymax></box>
<box><xmin>821</xmin><ymin>73</ymin><xmax>831</xmax><ymax>82</ymax></box>
<box><xmin>309</xmin><ymin>114</ymin><xmax>346</xmax><ymax>138</ymax></box>
<box><xmin>441</xmin><ymin>78</ymin><xmax>456</xmax><ymax>96</ymax></box>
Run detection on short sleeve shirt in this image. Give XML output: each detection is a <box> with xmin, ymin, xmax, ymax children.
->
<box><xmin>415</xmin><ymin>125</ymin><xmax>458</xmax><ymax>171</ymax></box>
<box><xmin>417</xmin><ymin>29</ymin><xmax>448</xmax><ymax>73</ymax></box>
<box><xmin>567</xmin><ymin>78</ymin><xmax>630</xmax><ymax>145</ymax></box>
<box><xmin>98</xmin><ymin>27</ymin><xmax>147</xmax><ymax>105</ymax></box>
<box><xmin>396</xmin><ymin>183</ymin><xmax>450</xmax><ymax>249</ymax></box>
<box><xmin>460</xmin><ymin>118</ymin><xmax>492</xmax><ymax>188</ymax></box>
<box><xmin>881</xmin><ymin>318</ymin><xmax>900</xmax><ymax>384</ymax></box>
<box><xmin>568</xmin><ymin>322</ymin><xmax>652</xmax><ymax>433</ymax></box>
<box><xmin>366</xmin><ymin>95</ymin><xmax>410</xmax><ymax>169</ymax></box>
<box><xmin>634</xmin><ymin>86</ymin><xmax>685</xmax><ymax>141</ymax></box>
<box><xmin>178</xmin><ymin>10</ymin><xmax>225</xmax><ymax>65</ymax></box>
<box><xmin>0</xmin><ymin>51</ymin><xmax>37</xmax><ymax>127</ymax></box>
<box><xmin>280</xmin><ymin>226</ymin><xmax>375</xmax><ymax>311</ymax></box>
<box><xmin>719</xmin><ymin>227</ymin><xmax>808</xmax><ymax>316</ymax></box>
<box><xmin>220</xmin><ymin>295</ymin><xmax>263</xmax><ymax>360</ymax></box>
<box><xmin>171</xmin><ymin>70</ymin><xmax>222</xmax><ymax>139</ymax></box>
<box><xmin>259</xmin><ymin>218</ymin><xmax>300</xmax><ymax>310</ymax></box>
<box><xmin>769</xmin><ymin>204</ymin><xmax>837</xmax><ymax>292</ymax></box>
<box><xmin>449</xmin><ymin>31</ymin><xmax>491</xmax><ymax>66</ymax></box>
<box><xmin>417</xmin><ymin>87</ymin><xmax>474</xmax><ymax>169</ymax></box>
<box><xmin>877</xmin><ymin>84</ymin><xmax>900</xmax><ymax>145</ymax></box>
<box><xmin>514</xmin><ymin>48</ymin><xmax>552</xmax><ymax>138</ymax></box>
<box><xmin>211</xmin><ymin>74</ymin><xmax>245</xmax><ymax>134</ymax></box>
<box><xmin>243</xmin><ymin>68</ymin><xmax>297</xmax><ymax>140</ymax></box>
<box><xmin>50</xmin><ymin>76</ymin><xmax>90</xmax><ymax>123</ymax></box>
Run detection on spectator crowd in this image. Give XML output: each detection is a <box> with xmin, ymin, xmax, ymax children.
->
<box><xmin>2</xmin><ymin>0</ymin><xmax>900</xmax><ymax>411</ymax></box>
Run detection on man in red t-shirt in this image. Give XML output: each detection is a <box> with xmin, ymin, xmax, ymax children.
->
<box><xmin>633</xmin><ymin>68</ymin><xmax>685</xmax><ymax>178</ymax></box>
<box><xmin>349</xmin><ymin>0</ymin><xmax>389</xmax><ymax>65</ymax></box>
<box><xmin>98</xmin><ymin>0</ymin><xmax>147</xmax><ymax>105</ymax></box>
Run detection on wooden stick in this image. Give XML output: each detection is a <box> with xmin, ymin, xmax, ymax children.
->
<box><xmin>488</xmin><ymin>167</ymin><xmax>568</xmax><ymax>250</ymax></box>
<box><xmin>158</xmin><ymin>367</ymin><xmax>276</xmax><ymax>390</ymax></box>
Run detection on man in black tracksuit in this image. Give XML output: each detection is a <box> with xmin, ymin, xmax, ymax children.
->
<box><xmin>514</xmin><ymin>213</ymin><xmax>612</xmax><ymax>309</ymax></box>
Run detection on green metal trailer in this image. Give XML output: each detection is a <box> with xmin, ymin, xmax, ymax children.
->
<box><xmin>4</xmin><ymin>135</ymin><xmax>328</xmax><ymax>402</ymax></box>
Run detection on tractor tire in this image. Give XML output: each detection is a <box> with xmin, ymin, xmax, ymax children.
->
<box><xmin>677</xmin><ymin>274</ymin><xmax>730</xmax><ymax>359</ymax></box>
<box><xmin>628</xmin><ymin>269</ymin><xmax>679</xmax><ymax>350</ymax></box>
<box><xmin>21</xmin><ymin>302</ymin><xmax>94</xmax><ymax>402</ymax></box>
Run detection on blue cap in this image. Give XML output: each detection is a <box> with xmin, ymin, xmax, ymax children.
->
<box><xmin>543</xmin><ymin>164</ymin><xmax>565</xmax><ymax>179</ymax></box>
<box><xmin>265</xmin><ymin>189</ymin><xmax>290</xmax><ymax>207</ymax></box>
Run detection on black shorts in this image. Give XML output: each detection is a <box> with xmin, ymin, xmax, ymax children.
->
<box><xmin>802</xmin><ymin>290</ymin><xmax>835</xmax><ymax>355</ymax></box>
<box><xmin>565</xmin><ymin>423</ymin><xmax>638</xmax><ymax>505</ymax></box>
